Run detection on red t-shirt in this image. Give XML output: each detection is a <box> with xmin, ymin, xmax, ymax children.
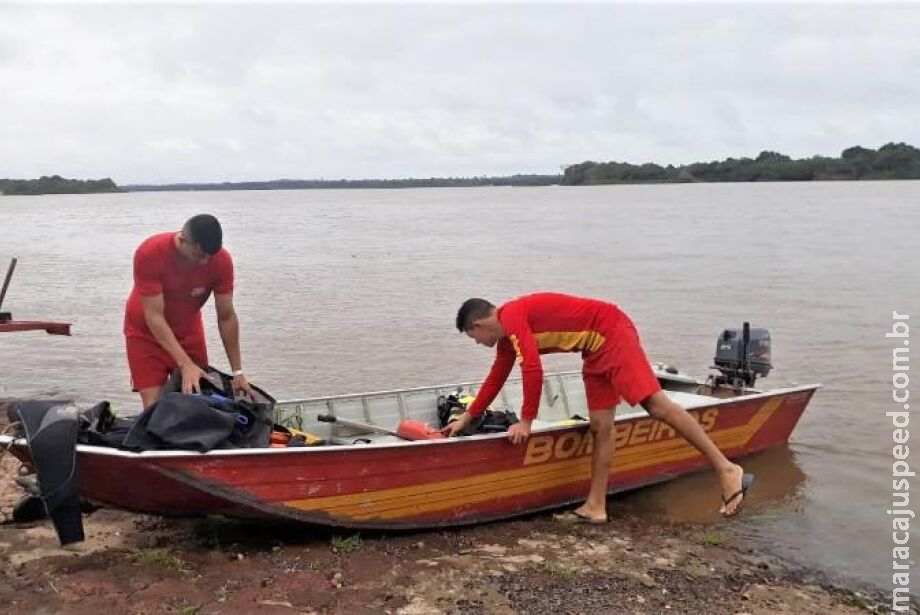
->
<box><xmin>123</xmin><ymin>232</ymin><xmax>234</xmax><ymax>342</ymax></box>
<box><xmin>467</xmin><ymin>292</ymin><xmax>626</xmax><ymax>420</ymax></box>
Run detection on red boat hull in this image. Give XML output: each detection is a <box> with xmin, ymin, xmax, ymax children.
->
<box><xmin>47</xmin><ymin>386</ymin><xmax>817</xmax><ymax>528</ymax></box>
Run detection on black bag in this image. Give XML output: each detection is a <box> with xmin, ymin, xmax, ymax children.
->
<box><xmin>77</xmin><ymin>401</ymin><xmax>134</xmax><ymax>447</ymax></box>
<box><xmin>437</xmin><ymin>389</ymin><xmax>519</xmax><ymax>436</ymax></box>
<box><xmin>476</xmin><ymin>409</ymin><xmax>519</xmax><ymax>433</ymax></box>
<box><xmin>163</xmin><ymin>365</ymin><xmax>275</xmax><ymax>410</ymax></box>
<box><xmin>158</xmin><ymin>365</ymin><xmax>275</xmax><ymax>449</ymax></box>
<box><xmin>77</xmin><ymin>366</ymin><xmax>276</xmax><ymax>452</ymax></box>
<box><xmin>120</xmin><ymin>392</ymin><xmax>273</xmax><ymax>452</ymax></box>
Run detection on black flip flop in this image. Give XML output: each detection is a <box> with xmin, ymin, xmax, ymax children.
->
<box><xmin>556</xmin><ymin>510</ymin><xmax>609</xmax><ymax>524</ymax></box>
<box><xmin>721</xmin><ymin>472</ymin><xmax>755</xmax><ymax>518</ymax></box>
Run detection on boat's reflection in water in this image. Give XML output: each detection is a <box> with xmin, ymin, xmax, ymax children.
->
<box><xmin>613</xmin><ymin>445</ymin><xmax>807</xmax><ymax>524</ymax></box>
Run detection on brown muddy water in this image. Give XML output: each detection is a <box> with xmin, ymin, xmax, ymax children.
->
<box><xmin>0</xmin><ymin>181</ymin><xmax>917</xmax><ymax>593</ymax></box>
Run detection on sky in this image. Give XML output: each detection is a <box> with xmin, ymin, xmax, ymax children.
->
<box><xmin>1</xmin><ymin>2</ymin><xmax>919</xmax><ymax>184</ymax></box>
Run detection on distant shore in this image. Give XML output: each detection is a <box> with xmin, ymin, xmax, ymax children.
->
<box><xmin>123</xmin><ymin>141</ymin><xmax>920</xmax><ymax>191</ymax></box>
<box><xmin>124</xmin><ymin>174</ymin><xmax>561</xmax><ymax>192</ymax></box>
<box><xmin>6</xmin><ymin>142</ymin><xmax>919</xmax><ymax>195</ymax></box>
<box><xmin>562</xmin><ymin>142</ymin><xmax>920</xmax><ymax>185</ymax></box>
<box><xmin>0</xmin><ymin>175</ymin><xmax>121</xmax><ymax>196</ymax></box>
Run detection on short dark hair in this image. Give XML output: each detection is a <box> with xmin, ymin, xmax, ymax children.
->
<box><xmin>184</xmin><ymin>214</ymin><xmax>223</xmax><ymax>255</ymax></box>
<box><xmin>456</xmin><ymin>298</ymin><xmax>495</xmax><ymax>331</ymax></box>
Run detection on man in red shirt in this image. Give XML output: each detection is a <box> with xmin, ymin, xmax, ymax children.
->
<box><xmin>124</xmin><ymin>214</ymin><xmax>254</xmax><ymax>408</ymax></box>
<box><xmin>445</xmin><ymin>292</ymin><xmax>752</xmax><ymax>520</ymax></box>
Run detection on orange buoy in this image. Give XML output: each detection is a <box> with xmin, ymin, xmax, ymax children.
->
<box><xmin>396</xmin><ymin>419</ymin><xmax>445</xmax><ymax>440</ymax></box>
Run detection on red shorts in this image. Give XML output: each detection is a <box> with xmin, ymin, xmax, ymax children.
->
<box><xmin>581</xmin><ymin>318</ymin><xmax>661</xmax><ymax>411</ymax></box>
<box><xmin>125</xmin><ymin>334</ymin><xmax>208</xmax><ymax>391</ymax></box>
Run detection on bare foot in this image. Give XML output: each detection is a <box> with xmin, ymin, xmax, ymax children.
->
<box><xmin>718</xmin><ymin>464</ymin><xmax>746</xmax><ymax>516</ymax></box>
<box><xmin>572</xmin><ymin>503</ymin><xmax>608</xmax><ymax>522</ymax></box>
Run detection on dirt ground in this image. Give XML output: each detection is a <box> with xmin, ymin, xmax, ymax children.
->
<box><xmin>0</xmin><ymin>501</ymin><xmax>902</xmax><ymax>614</ymax></box>
<box><xmin>0</xmin><ymin>405</ymin><xmax>904</xmax><ymax>615</ymax></box>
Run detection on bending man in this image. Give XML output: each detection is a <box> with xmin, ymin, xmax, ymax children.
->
<box><xmin>444</xmin><ymin>292</ymin><xmax>752</xmax><ymax>520</ymax></box>
<box><xmin>123</xmin><ymin>214</ymin><xmax>254</xmax><ymax>408</ymax></box>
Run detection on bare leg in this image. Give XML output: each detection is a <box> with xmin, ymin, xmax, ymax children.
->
<box><xmin>573</xmin><ymin>409</ymin><xmax>615</xmax><ymax>521</ymax></box>
<box><xmin>138</xmin><ymin>385</ymin><xmax>164</xmax><ymax>410</ymax></box>
<box><xmin>641</xmin><ymin>391</ymin><xmax>746</xmax><ymax>515</ymax></box>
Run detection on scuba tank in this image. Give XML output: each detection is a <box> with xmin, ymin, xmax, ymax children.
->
<box><xmin>437</xmin><ymin>388</ymin><xmax>475</xmax><ymax>428</ymax></box>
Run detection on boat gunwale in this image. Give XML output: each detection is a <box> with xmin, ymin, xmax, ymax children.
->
<box><xmin>0</xmin><ymin>381</ymin><xmax>821</xmax><ymax>460</ymax></box>
<box><xmin>275</xmin><ymin>368</ymin><xmax>701</xmax><ymax>406</ymax></box>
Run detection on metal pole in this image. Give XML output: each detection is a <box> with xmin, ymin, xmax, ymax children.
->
<box><xmin>742</xmin><ymin>321</ymin><xmax>751</xmax><ymax>386</ymax></box>
<box><xmin>0</xmin><ymin>257</ymin><xmax>17</xmax><ymax>313</ymax></box>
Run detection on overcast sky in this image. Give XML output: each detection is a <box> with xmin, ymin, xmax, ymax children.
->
<box><xmin>1</xmin><ymin>2</ymin><xmax>919</xmax><ymax>184</ymax></box>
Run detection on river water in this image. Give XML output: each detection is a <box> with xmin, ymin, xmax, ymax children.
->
<box><xmin>1</xmin><ymin>181</ymin><xmax>917</xmax><ymax>591</ymax></box>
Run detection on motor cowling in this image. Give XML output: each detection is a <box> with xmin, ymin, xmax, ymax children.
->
<box><xmin>713</xmin><ymin>322</ymin><xmax>771</xmax><ymax>387</ymax></box>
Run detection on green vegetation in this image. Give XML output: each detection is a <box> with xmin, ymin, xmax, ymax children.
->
<box><xmin>130</xmin><ymin>548</ymin><xmax>189</xmax><ymax>571</ymax></box>
<box><xmin>215</xmin><ymin>580</ymin><xmax>238</xmax><ymax>603</ymax></box>
<box><xmin>840</xmin><ymin>592</ymin><xmax>870</xmax><ymax>609</ymax></box>
<box><xmin>331</xmin><ymin>533</ymin><xmax>363</xmax><ymax>554</ymax></box>
<box><xmin>10</xmin><ymin>141</ymin><xmax>920</xmax><ymax>194</ymax></box>
<box><xmin>126</xmin><ymin>173</ymin><xmax>560</xmax><ymax>191</ymax></box>
<box><xmin>541</xmin><ymin>560</ymin><xmax>579</xmax><ymax>578</ymax></box>
<box><xmin>562</xmin><ymin>142</ymin><xmax>920</xmax><ymax>185</ymax></box>
<box><xmin>699</xmin><ymin>531</ymin><xmax>727</xmax><ymax>547</ymax></box>
<box><xmin>0</xmin><ymin>175</ymin><xmax>121</xmax><ymax>195</ymax></box>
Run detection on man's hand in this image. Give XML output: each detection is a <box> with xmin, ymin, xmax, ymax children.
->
<box><xmin>179</xmin><ymin>361</ymin><xmax>208</xmax><ymax>394</ymax></box>
<box><xmin>441</xmin><ymin>412</ymin><xmax>474</xmax><ymax>437</ymax></box>
<box><xmin>232</xmin><ymin>373</ymin><xmax>256</xmax><ymax>401</ymax></box>
<box><xmin>507</xmin><ymin>420</ymin><xmax>532</xmax><ymax>445</ymax></box>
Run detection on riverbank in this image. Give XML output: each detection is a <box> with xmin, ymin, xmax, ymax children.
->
<box><xmin>0</xmin><ymin>503</ymin><xmax>894</xmax><ymax>614</ymax></box>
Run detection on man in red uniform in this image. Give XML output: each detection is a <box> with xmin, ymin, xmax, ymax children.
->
<box><xmin>124</xmin><ymin>214</ymin><xmax>254</xmax><ymax>408</ymax></box>
<box><xmin>445</xmin><ymin>292</ymin><xmax>753</xmax><ymax>519</ymax></box>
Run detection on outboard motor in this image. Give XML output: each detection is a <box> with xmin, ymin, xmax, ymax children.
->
<box><xmin>711</xmin><ymin>322</ymin><xmax>771</xmax><ymax>389</ymax></box>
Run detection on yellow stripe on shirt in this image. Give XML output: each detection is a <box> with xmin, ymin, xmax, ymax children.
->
<box><xmin>534</xmin><ymin>330</ymin><xmax>606</xmax><ymax>353</ymax></box>
<box><xmin>509</xmin><ymin>334</ymin><xmax>524</xmax><ymax>364</ymax></box>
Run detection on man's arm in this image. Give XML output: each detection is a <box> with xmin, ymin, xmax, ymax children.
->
<box><xmin>466</xmin><ymin>340</ymin><xmax>516</xmax><ymax>417</ymax></box>
<box><xmin>140</xmin><ymin>293</ymin><xmax>206</xmax><ymax>393</ymax></box>
<box><xmin>214</xmin><ymin>292</ymin><xmax>254</xmax><ymax>399</ymax></box>
<box><xmin>214</xmin><ymin>292</ymin><xmax>242</xmax><ymax>372</ymax></box>
<box><xmin>501</xmin><ymin>316</ymin><xmax>544</xmax><ymax>444</ymax></box>
<box><xmin>442</xmin><ymin>341</ymin><xmax>514</xmax><ymax>437</ymax></box>
<box><xmin>503</xmin><ymin>314</ymin><xmax>544</xmax><ymax>421</ymax></box>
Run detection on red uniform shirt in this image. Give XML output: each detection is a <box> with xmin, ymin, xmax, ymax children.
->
<box><xmin>467</xmin><ymin>292</ymin><xmax>629</xmax><ymax>420</ymax></box>
<box><xmin>123</xmin><ymin>232</ymin><xmax>234</xmax><ymax>343</ymax></box>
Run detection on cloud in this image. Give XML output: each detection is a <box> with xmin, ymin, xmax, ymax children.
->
<box><xmin>1</xmin><ymin>3</ymin><xmax>918</xmax><ymax>183</ymax></box>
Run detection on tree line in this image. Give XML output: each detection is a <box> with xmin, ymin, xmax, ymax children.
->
<box><xmin>5</xmin><ymin>142</ymin><xmax>920</xmax><ymax>194</ymax></box>
<box><xmin>0</xmin><ymin>175</ymin><xmax>122</xmax><ymax>196</ymax></box>
<box><xmin>125</xmin><ymin>174</ymin><xmax>560</xmax><ymax>192</ymax></box>
<box><xmin>562</xmin><ymin>142</ymin><xmax>920</xmax><ymax>185</ymax></box>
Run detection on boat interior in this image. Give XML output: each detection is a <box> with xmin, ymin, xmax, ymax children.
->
<box><xmin>275</xmin><ymin>364</ymin><xmax>754</xmax><ymax>447</ymax></box>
